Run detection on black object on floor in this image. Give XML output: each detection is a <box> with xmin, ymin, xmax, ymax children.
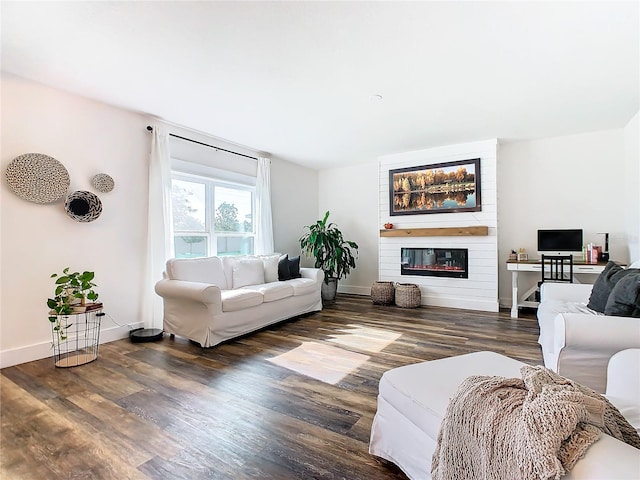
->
<box><xmin>130</xmin><ymin>328</ymin><xmax>164</xmax><ymax>343</ymax></box>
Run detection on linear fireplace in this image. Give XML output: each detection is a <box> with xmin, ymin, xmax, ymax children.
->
<box><xmin>401</xmin><ymin>247</ymin><xmax>468</xmax><ymax>279</ymax></box>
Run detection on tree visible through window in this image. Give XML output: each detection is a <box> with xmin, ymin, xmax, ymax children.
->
<box><xmin>171</xmin><ymin>174</ymin><xmax>254</xmax><ymax>258</ymax></box>
<box><xmin>173</xmin><ymin>182</ymin><xmax>205</xmax><ymax>231</ymax></box>
<box><xmin>215</xmin><ymin>202</ymin><xmax>239</xmax><ymax>232</ymax></box>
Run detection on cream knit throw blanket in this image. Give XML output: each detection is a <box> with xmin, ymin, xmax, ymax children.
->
<box><xmin>431</xmin><ymin>365</ymin><xmax>640</xmax><ymax>480</ymax></box>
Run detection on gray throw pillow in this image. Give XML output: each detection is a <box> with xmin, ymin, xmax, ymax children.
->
<box><xmin>604</xmin><ymin>273</ymin><xmax>640</xmax><ymax>317</ymax></box>
<box><xmin>587</xmin><ymin>262</ymin><xmax>637</xmax><ymax>313</ymax></box>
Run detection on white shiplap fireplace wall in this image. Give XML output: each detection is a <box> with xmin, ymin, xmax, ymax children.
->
<box><xmin>378</xmin><ymin>139</ymin><xmax>499</xmax><ymax>312</ymax></box>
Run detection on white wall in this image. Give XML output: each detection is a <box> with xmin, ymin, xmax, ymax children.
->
<box><xmin>623</xmin><ymin>111</ymin><xmax>639</xmax><ymax>263</ymax></box>
<box><xmin>378</xmin><ymin>140</ymin><xmax>499</xmax><ymax>311</ymax></box>
<box><xmin>1</xmin><ymin>73</ymin><xmax>149</xmax><ymax>367</ymax></box>
<box><xmin>271</xmin><ymin>157</ymin><xmax>319</xmax><ymax>260</ymax></box>
<box><xmin>0</xmin><ymin>74</ymin><xmax>319</xmax><ymax>367</ymax></box>
<box><xmin>497</xmin><ymin>129</ymin><xmax>628</xmax><ymax>306</ymax></box>
<box><xmin>317</xmin><ymin>163</ymin><xmax>379</xmax><ymax>294</ymax></box>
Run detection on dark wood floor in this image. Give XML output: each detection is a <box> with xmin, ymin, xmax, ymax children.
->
<box><xmin>1</xmin><ymin>295</ymin><xmax>541</xmax><ymax>480</ymax></box>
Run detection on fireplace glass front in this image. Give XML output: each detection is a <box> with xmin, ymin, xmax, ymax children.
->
<box><xmin>401</xmin><ymin>247</ymin><xmax>468</xmax><ymax>279</ymax></box>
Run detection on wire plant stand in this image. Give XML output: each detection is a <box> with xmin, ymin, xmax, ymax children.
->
<box><xmin>51</xmin><ymin>310</ymin><xmax>103</xmax><ymax>367</ymax></box>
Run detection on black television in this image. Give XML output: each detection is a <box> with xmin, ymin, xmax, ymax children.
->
<box><xmin>537</xmin><ymin>229</ymin><xmax>583</xmax><ymax>253</ymax></box>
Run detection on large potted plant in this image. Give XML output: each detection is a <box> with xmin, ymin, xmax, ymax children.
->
<box><xmin>299</xmin><ymin>211</ymin><xmax>359</xmax><ymax>302</ymax></box>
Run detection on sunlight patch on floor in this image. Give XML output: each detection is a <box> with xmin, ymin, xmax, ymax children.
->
<box><xmin>267</xmin><ymin>342</ymin><xmax>369</xmax><ymax>385</ymax></box>
<box><xmin>327</xmin><ymin>325</ymin><xmax>402</xmax><ymax>353</ymax></box>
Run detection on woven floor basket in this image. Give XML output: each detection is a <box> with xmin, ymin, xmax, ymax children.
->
<box><xmin>395</xmin><ymin>283</ymin><xmax>422</xmax><ymax>308</ymax></box>
<box><xmin>371</xmin><ymin>281</ymin><xmax>395</xmax><ymax>305</ymax></box>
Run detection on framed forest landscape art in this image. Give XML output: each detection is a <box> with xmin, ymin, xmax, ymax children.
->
<box><xmin>389</xmin><ymin>158</ymin><xmax>481</xmax><ymax>216</ymax></box>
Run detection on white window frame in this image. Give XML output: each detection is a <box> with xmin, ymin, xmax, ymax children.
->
<box><xmin>171</xmin><ymin>170</ymin><xmax>256</xmax><ymax>258</ymax></box>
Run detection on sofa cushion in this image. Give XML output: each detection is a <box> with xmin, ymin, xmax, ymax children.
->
<box><xmin>166</xmin><ymin>256</ymin><xmax>228</xmax><ymax>289</ymax></box>
<box><xmin>262</xmin><ymin>254</ymin><xmax>280</xmax><ymax>283</ymax></box>
<box><xmin>220</xmin><ymin>289</ymin><xmax>263</xmax><ymax>312</ymax></box>
<box><xmin>241</xmin><ymin>282</ymin><xmax>295</xmax><ymax>302</ymax></box>
<box><xmin>278</xmin><ymin>254</ymin><xmax>303</xmax><ymax>281</ymax></box>
<box><xmin>587</xmin><ymin>262</ymin><xmax>638</xmax><ymax>313</ymax></box>
<box><xmin>233</xmin><ymin>258</ymin><xmax>265</xmax><ymax>288</ymax></box>
<box><xmin>288</xmin><ymin>277</ymin><xmax>317</xmax><ymax>296</ymax></box>
<box><xmin>288</xmin><ymin>256</ymin><xmax>302</xmax><ymax>279</ymax></box>
<box><xmin>604</xmin><ymin>273</ymin><xmax>640</xmax><ymax>317</ymax></box>
<box><xmin>278</xmin><ymin>254</ymin><xmax>291</xmax><ymax>280</ymax></box>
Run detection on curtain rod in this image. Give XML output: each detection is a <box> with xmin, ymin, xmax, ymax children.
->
<box><xmin>146</xmin><ymin>126</ymin><xmax>258</xmax><ymax>160</ymax></box>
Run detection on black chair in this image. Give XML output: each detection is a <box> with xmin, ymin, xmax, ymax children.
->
<box><xmin>541</xmin><ymin>254</ymin><xmax>574</xmax><ymax>284</ymax></box>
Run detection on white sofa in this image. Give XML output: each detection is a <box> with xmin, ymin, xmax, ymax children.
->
<box><xmin>155</xmin><ymin>255</ymin><xmax>323</xmax><ymax>347</ymax></box>
<box><xmin>537</xmin><ymin>281</ymin><xmax>640</xmax><ymax>393</ymax></box>
<box><xmin>369</xmin><ymin>350</ymin><xmax>640</xmax><ymax>480</ymax></box>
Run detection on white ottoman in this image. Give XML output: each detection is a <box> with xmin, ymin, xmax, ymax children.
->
<box><xmin>368</xmin><ymin>351</ymin><xmax>640</xmax><ymax>480</ymax></box>
<box><xmin>369</xmin><ymin>351</ymin><xmax>524</xmax><ymax>480</ymax></box>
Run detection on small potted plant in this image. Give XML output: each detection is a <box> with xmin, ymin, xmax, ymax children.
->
<box><xmin>299</xmin><ymin>211</ymin><xmax>359</xmax><ymax>302</ymax></box>
<box><xmin>47</xmin><ymin>268</ymin><xmax>99</xmax><ymax>342</ymax></box>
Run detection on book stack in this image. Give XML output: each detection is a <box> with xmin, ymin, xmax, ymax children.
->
<box><xmin>84</xmin><ymin>302</ymin><xmax>103</xmax><ymax>312</ymax></box>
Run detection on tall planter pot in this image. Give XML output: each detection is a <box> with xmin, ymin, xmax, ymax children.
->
<box><xmin>321</xmin><ymin>277</ymin><xmax>338</xmax><ymax>302</ymax></box>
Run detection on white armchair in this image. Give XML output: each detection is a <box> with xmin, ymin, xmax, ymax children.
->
<box><xmin>537</xmin><ymin>282</ymin><xmax>640</xmax><ymax>393</ymax></box>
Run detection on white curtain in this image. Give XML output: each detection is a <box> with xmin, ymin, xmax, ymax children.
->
<box><xmin>255</xmin><ymin>156</ymin><xmax>274</xmax><ymax>254</ymax></box>
<box><xmin>143</xmin><ymin>125</ymin><xmax>173</xmax><ymax>329</ymax></box>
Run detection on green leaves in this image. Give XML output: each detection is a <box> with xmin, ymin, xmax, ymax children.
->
<box><xmin>299</xmin><ymin>211</ymin><xmax>359</xmax><ymax>283</ymax></box>
<box><xmin>47</xmin><ymin>268</ymin><xmax>99</xmax><ymax>344</ymax></box>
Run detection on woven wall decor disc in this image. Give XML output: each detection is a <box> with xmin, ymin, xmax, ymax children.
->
<box><xmin>91</xmin><ymin>173</ymin><xmax>115</xmax><ymax>193</ymax></box>
<box><xmin>5</xmin><ymin>153</ymin><xmax>70</xmax><ymax>204</ymax></box>
<box><xmin>64</xmin><ymin>191</ymin><xmax>102</xmax><ymax>222</ymax></box>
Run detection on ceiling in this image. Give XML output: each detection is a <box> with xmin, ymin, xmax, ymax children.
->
<box><xmin>2</xmin><ymin>1</ymin><xmax>638</xmax><ymax>170</ymax></box>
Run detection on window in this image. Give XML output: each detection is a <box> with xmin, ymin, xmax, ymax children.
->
<box><xmin>171</xmin><ymin>172</ymin><xmax>255</xmax><ymax>258</ymax></box>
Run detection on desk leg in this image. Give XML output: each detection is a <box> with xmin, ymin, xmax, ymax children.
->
<box><xmin>511</xmin><ymin>271</ymin><xmax>519</xmax><ymax>318</ymax></box>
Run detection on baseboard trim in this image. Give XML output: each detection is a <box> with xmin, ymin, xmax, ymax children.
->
<box><xmin>336</xmin><ymin>285</ymin><xmax>498</xmax><ymax>312</ymax></box>
<box><xmin>337</xmin><ymin>285</ymin><xmax>370</xmax><ymax>296</ymax></box>
<box><xmin>422</xmin><ymin>294</ymin><xmax>499</xmax><ymax>312</ymax></box>
<box><xmin>0</xmin><ymin>322</ymin><xmax>145</xmax><ymax>369</ymax></box>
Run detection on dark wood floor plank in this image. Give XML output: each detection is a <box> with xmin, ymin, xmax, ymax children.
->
<box><xmin>1</xmin><ymin>295</ymin><xmax>542</xmax><ymax>478</ymax></box>
<box><xmin>1</xmin><ymin>376</ymin><xmax>149</xmax><ymax>480</ymax></box>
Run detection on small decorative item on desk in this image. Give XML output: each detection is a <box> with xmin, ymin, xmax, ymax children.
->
<box><xmin>585</xmin><ymin>243</ymin><xmax>599</xmax><ymax>264</ymax></box>
<box><xmin>384</xmin><ymin>223</ymin><xmax>393</xmax><ymax>229</ymax></box>
<box><xmin>508</xmin><ymin>250</ymin><xmax>517</xmax><ymax>261</ymax></box>
<box><xmin>517</xmin><ymin>248</ymin><xmax>528</xmax><ymax>261</ymax></box>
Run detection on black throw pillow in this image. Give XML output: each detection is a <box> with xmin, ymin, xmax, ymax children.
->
<box><xmin>288</xmin><ymin>255</ymin><xmax>302</xmax><ymax>279</ymax></box>
<box><xmin>604</xmin><ymin>273</ymin><xmax>640</xmax><ymax>317</ymax></box>
<box><xmin>278</xmin><ymin>254</ymin><xmax>291</xmax><ymax>281</ymax></box>
<box><xmin>587</xmin><ymin>262</ymin><xmax>638</xmax><ymax>313</ymax></box>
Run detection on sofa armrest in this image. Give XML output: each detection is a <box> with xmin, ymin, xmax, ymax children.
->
<box><xmin>300</xmin><ymin>267</ymin><xmax>324</xmax><ymax>284</ymax></box>
<box><xmin>155</xmin><ymin>279</ymin><xmax>222</xmax><ymax>307</ymax></box>
<box><xmin>567</xmin><ymin>434</ymin><xmax>640</xmax><ymax>479</ymax></box>
<box><xmin>554</xmin><ymin>313</ymin><xmax>640</xmax><ymax>393</ymax></box>
<box><xmin>540</xmin><ymin>282</ymin><xmax>593</xmax><ymax>303</ymax></box>
<box><xmin>606</xmin><ymin>349</ymin><xmax>640</xmax><ymax>401</ymax></box>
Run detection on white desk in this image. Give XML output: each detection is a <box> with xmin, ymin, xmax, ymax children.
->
<box><xmin>506</xmin><ymin>260</ymin><xmax>607</xmax><ymax>318</ymax></box>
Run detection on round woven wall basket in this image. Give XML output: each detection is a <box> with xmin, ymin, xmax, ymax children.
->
<box><xmin>371</xmin><ymin>281</ymin><xmax>395</xmax><ymax>305</ymax></box>
<box><xmin>5</xmin><ymin>153</ymin><xmax>70</xmax><ymax>204</ymax></box>
<box><xmin>395</xmin><ymin>283</ymin><xmax>422</xmax><ymax>308</ymax></box>
<box><xmin>64</xmin><ymin>191</ymin><xmax>102</xmax><ymax>222</ymax></box>
<box><xmin>91</xmin><ymin>173</ymin><xmax>115</xmax><ymax>193</ymax></box>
